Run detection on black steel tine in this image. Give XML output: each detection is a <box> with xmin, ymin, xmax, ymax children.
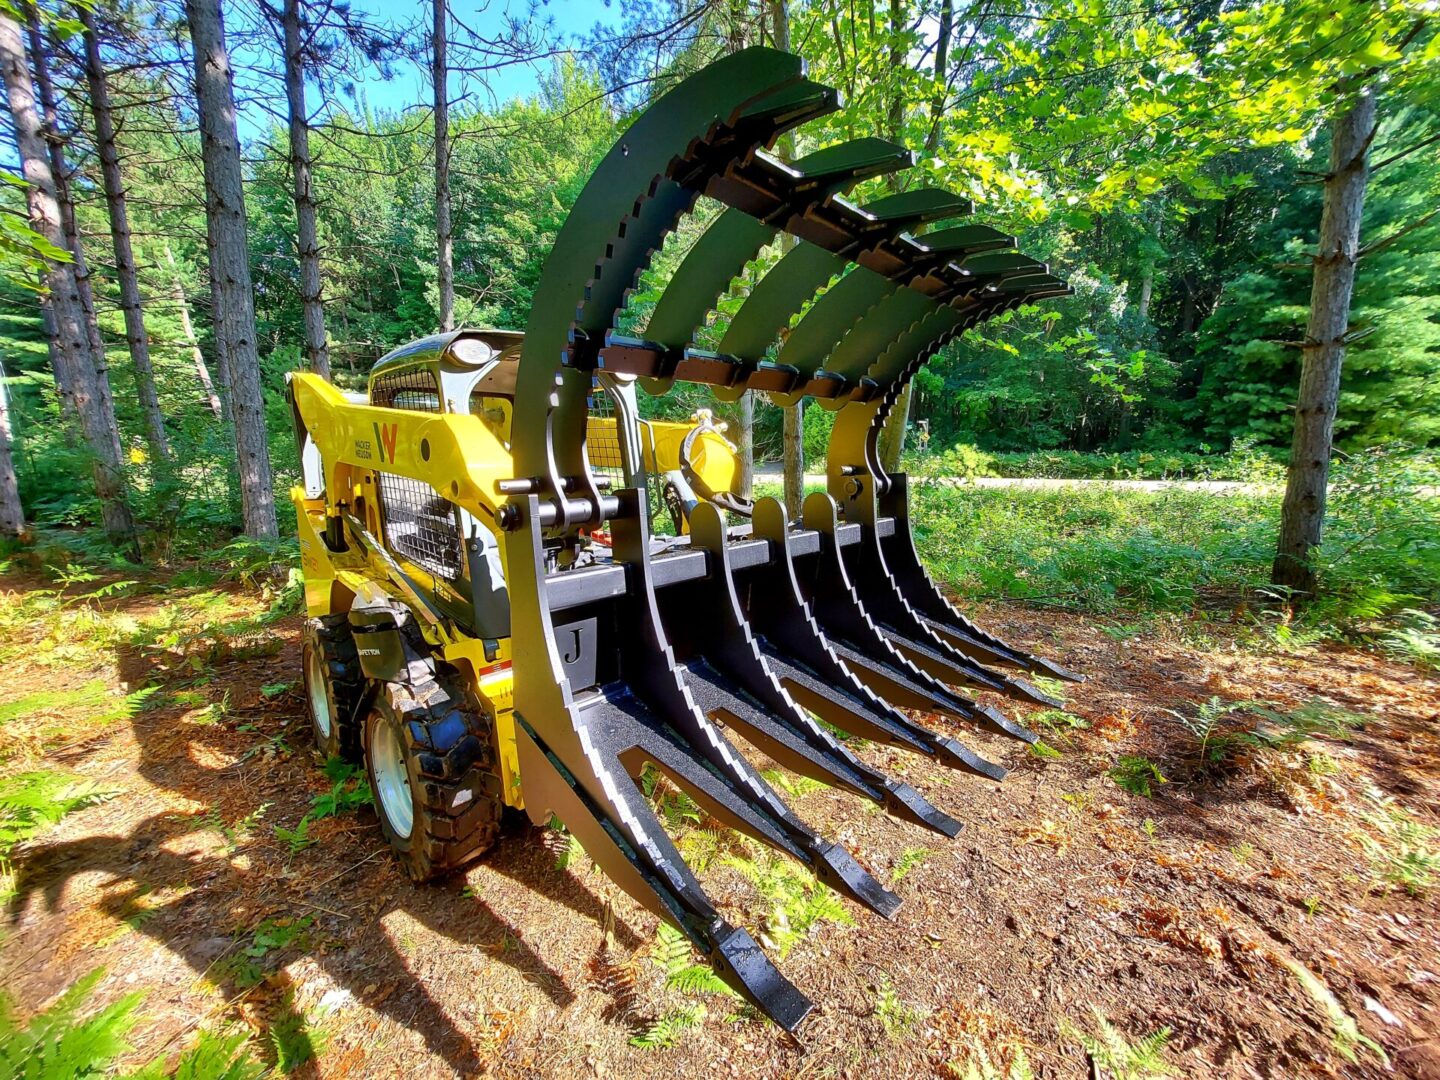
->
<box><xmin>795</xmin><ymin>493</ymin><xmax>1037</xmax><ymax>745</ymax></box>
<box><xmin>609</xmin><ymin>491</ymin><xmax>901</xmax><ymax>918</ymax></box>
<box><xmin>748</xmin><ymin>498</ymin><xmax>1008</xmax><ymax>782</ymax></box>
<box><xmin>684</xmin><ymin>502</ymin><xmax>962</xmax><ymax>837</ymax></box>
<box><xmin>827</xmin><ymin>488</ymin><xmax>1065</xmax><ymax>708</ymax></box>
<box><xmin>513</xmin><ymin>710</ymin><xmax>812</xmax><ymax>1029</ymax></box>
<box><xmin>876</xmin><ymin>476</ymin><xmax>1085</xmax><ymax>682</ymax></box>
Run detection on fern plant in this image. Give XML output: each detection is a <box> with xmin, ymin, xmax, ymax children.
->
<box><xmin>650</xmin><ymin>923</ymin><xmax>734</xmax><ymax>997</ymax></box>
<box><xmin>1065</xmin><ymin>1009</ymin><xmax>1176</xmax><ymax>1079</ymax></box>
<box><xmin>628</xmin><ymin>1004</ymin><xmax>706</xmax><ymax>1049</ymax></box>
<box><xmin>128</xmin><ymin>1028</ymin><xmax>265</xmax><ymax>1080</ymax></box>
<box><xmin>0</xmin><ymin>772</ymin><xmax>114</xmax><ymax>888</ymax></box>
<box><xmin>0</xmin><ymin>968</ymin><xmax>142</xmax><ymax>1080</ymax></box>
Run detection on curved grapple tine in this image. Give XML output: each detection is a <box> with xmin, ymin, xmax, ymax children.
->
<box><xmin>826</xmin><ymin>487</ymin><xmax>1062</xmax><ymax>710</ymax></box>
<box><xmin>790</xmin><ymin>494</ymin><xmax>1036</xmax><ymax>746</ymax></box>
<box><xmin>608</xmin><ymin>491</ymin><xmax>900</xmax><ymax>919</ymax></box>
<box><xmin>513</xmin><ymin>712</ymin><xmax>812</xmax><ymax>1028</ymax></box>
<box><xmin>746</xmin><ymin>498</ymin><xmax>1006</xmax><ymax>782</ymax></box>
<box><xmin>677</xmin><ymin>501</ymin><xmax>961</xmax><ymax>837</ymax></box>
<box><xmin>877</xmin><ymin>477</ymin><xmax>1084</xmax><ymax>682</ymax></box>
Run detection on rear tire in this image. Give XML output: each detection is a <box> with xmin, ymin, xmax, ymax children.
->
<box><xmin>363</xmin><ymin>666</ymin><xmax>504</xmax><ymax>881</ymax></box>
<box><xmin>301</xmin><ymin>615</ymin><xmax>362</xmax><ymax>763</ymax></box>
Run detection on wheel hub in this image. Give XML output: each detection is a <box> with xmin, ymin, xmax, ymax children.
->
<box><xmin>306</xmin><ymin>645</ymin><xmax>332</xmax><ymax>740</ymax></box>
<box><xmin>372</xmin><ymin>716</ymin><xmax>414</xmax><ymax>839</ymax></box>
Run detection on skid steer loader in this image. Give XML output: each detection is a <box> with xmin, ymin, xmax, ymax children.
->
<box><xmin>289</xmin><ymin>47</ymin><xmax>1078</xmax><ymax>1031</ymax></box>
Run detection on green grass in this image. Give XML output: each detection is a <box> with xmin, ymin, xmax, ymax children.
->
<box><xmin>907</xmin><ymin>452</ymin><xmax>1440</xmax><ymax>646</ymax></box>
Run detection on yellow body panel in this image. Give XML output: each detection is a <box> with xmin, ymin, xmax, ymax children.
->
<box><xmin>290</xmin><ymin>372</ymin><xmax>740</xmax><ymax>813</ymax></box>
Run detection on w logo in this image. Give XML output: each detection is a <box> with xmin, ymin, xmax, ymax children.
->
<box><xmin>373</xmin><ymin>422</ymin><xmax>399</xmax><ymax>464</ymax></box>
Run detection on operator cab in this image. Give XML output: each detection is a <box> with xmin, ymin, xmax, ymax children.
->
<box><xmin>365</xmin><ymin>329</ymin><xmax>524</xmax><ymax>638</ymax></box>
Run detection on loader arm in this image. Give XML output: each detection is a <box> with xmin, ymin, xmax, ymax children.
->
<box><xmin>289</xmin><ymin>372</ymin><xmax>514</xmax><ymax>530</ymax></box>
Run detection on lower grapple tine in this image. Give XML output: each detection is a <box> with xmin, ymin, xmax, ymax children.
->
<box><xmin>609</xmin><ymin>492</ymin><xmax>900</xmax><ymax>920</ymax></box>
<box><xmin>877</xmin><ymin>475</ymin><xmax>1083</xmax><ymax>682</ymax></box>
<box><xmin>512</xmin><ymin>711</ymin><xmax>813</xmax><ymax>1029</ymax></box>
<box><xmin>883</xmin><ymin>780</ymin><xmax>962</xmax><ymax>837</ymax></box>
<box><xmin>748</xmin><ymin>498</ymin><xmax>1007</xmax><ymax>782</ymax></box>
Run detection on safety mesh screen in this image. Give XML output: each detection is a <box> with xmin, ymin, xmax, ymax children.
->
<box><xmin>377</xmin><ymin>471</ymin><xmax>463</xmax><ymax>581</ymax></box>
<box><xmin>587</xmin><ymin>385</ymin><xmax>626</xmax><ymax>490</ymax></box>
<box><xmin>371</xmin><ymin>368</ymin><xmax>442</xmax><ymax>412</ymax></box>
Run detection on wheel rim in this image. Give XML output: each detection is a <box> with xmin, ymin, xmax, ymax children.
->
<box><xmin>372</xmin><ymin>714</ymin><xmax>414</xmax><ymax>839</ymax></box>
<box><xmin>306</xmin><ymin>644</ymin><xmax>332</xmax><ymax>741</ymax></box>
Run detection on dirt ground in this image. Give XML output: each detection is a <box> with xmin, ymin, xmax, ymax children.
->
<box><xmin>1</xmin><ymin>568</ymin><xmax>1437</xmax><ymax>1078</ymax></box>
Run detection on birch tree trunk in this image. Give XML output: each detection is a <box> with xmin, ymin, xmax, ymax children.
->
<box><xmin>165</xmin><ymin>246</ymin><xmax>224</xmax><ymax>419</ymax></box>
<box><xmin>1272</xmin><ymin>89</ymin><xmax>1375</xmax><ymax>598</ymax></box>
<box><xmin>1</xmin><ymin>12</ymin><xmax>136</xmax><ymax>546</ymax></box>
<box><xmin>432</xmin><ymin>0</ymin><xmax>454</xmax><ymax>332</ymax></box>
<box><xmin>82</xmin><ymin>8</ymin><xmax>171</xmax><ymax>461</ymax></box>
<box><xmin>282</xmin><ymin>0</ymin><xmax>330</xmax><ymax>378</ymax></box>
<box><xmin>186</xmin><ymin>0</ymin><xmax>278</xmax><ymax>538</ymax></box>
<box><xmin>0</xmin><ymin>356</ymin><xmax>24</xmax><ymax>537</ymax></box>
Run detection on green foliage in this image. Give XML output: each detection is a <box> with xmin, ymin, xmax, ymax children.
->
<box><xmin>0</xmin><ymin>682</ymin><xmax>159</xmax><ymax>728</ymax></box>
<box><xmin>0</xmin><ymin>968</ymin><xmax>142</xmax><ymax>1080</ymax></box>
<box><xmin>267</xmin><ymin>1000</ymin><xmax>323</xmax><ymax>1074</ymax></box>
<box><xmin>628</xmin><ymin>1004</ymin><xmax>706</xmax><ymax>1050</ymax></box>
<box><xmin>1109</xmin><ymin>757</ymin><xmax>1167</xmax><ymax>798</ymax></box>
<box><xmin>1358</xmin><ymin>788</ymin><xmax>1439</xmax><ymax>897</ymax></box>
<box><xmin>310</xmin><ymin>759</ymin><xmax>373</xmax><ymax>819</ymax></box>
<box><xmin>220</xmin><ymin>916</ymin><xmax>315</xmax><ymax>990</ymax></box>
<box><xmin>721</xmin><ymin>845</ymin><xmax>853</xmax><ymax>959</ymax></box>
<box><xmin>909</xmin><ymin>472</ymin><xmax>1440</xmax><ymax>642</ymax></box>
<box><xmin>203</xmin><ymin>802</ymin><xmax>270</xmax><ymax>855</ymax></box>
<box><xmin>650</xmin><ymin>923</ymin><xmax>734</xmax><ymax>998</ymax></box>
<box><xmin>953</xmin><ymin>1044</ymin><xmax>1036</xmax><ymax>1080</ymax></box>
<box><xmin>271</xmin><ymin>759</ymin><xmax>371</xmax><ymax>857</ymax></box>
<box><xmin>1064</xmin><ymin>1009</ymin><xmax>1177</xmax><ymax>1079</ymax></box>
<box><xmin>1175</xmin><ymin>697</ymin><xmax>1366</xmax><ymax>775</ymax></box>
<box><xmin>891</xmin><ymin>847</ymin><xmax>931</xmax><ymax>884</ymax></box>
<box><xmin>0</xmin><ymin>772</ymin><xmax>114</xmax><ymax>884</ymax></box>
<box><xmin>1380</xmin><ymin>610</ymin><xmax>1440</xmax><ymax>670</ymax></box>
<box><xmin>873</xmin><ymin>979</ymin><xmax>924</xmax><ymax>1041</ymax></box>
<box><xmin>1028</xmin><ymin>741</ymin><xmax>1063</xmax><ymax>761</ymax></box>
<box><xmin>129</xmin><ymin>1028</ymin><xmax>265</xmax><ymax>1080</ymax></box>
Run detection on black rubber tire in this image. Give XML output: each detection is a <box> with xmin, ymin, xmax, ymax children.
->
<box><xmin>362</xmin><ymin>666</ymin><xmax>504</xmax><ymax>882</ymax></box>
<box><xmin>301</xmin><ymin>615</ymin><xmax>363</xmax><ymax>763</ymax></box>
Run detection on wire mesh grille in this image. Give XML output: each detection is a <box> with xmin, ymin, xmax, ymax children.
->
<box><xmin>377</xmin><ymin>471</ymin><xmax>463</xmax><ymax>581</ymax></box>
<box><xmin>586</xmin><ymin>385</ymin><xmax>626</xmax><ymax>490</ymax></box>
<box><xmin>371</xmin><ymin>368</ymin><xmax>442</xmax><ymax>412</ymax></box>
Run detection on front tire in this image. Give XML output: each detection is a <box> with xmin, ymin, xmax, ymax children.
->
<box><xmin>301</xmin><ymin>616</ymin><xmax>362</xmax><ymax>763</ymax></box>
<box><xmin>362</xmin><ymin>668</ymin><xmax>504</xmax><ymax>881</ymax></box>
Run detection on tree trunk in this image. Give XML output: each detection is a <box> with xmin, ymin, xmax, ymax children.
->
<box><xmin>1272</xmin><ymin>89</ymin><xmax>1375</xmax><ymax>597</ymax></box>
<box><xmin>2</xmin><ymin>12</ymin><xmax>136</xmax><ymax>546</ymax></box>
<box><xmin>166</xmin><ymin>245</ymin><xmax>224</xmax><ymax>419</ymax></box>
<box><xmin>282</xmin><ymin>0</ymin><xmax>330</xmax><ymax>379</ymax></box>
<box><xmin>432</xmin><ymin>0</ymin><xmax>453</xmax><ymax>332</ymax></box>
<box><xmin>0</xmin><ymin>355</ymin><xmax>24</xmax><ymax>537</ymax></box>
<box><xmin>26</xmin><ymin>9</ymin><xmax>108</xmax><ymax>384</ymax></box>
<box><xmin>186</xmin><ymin>0</ymin><xmax>278</xmax><ymax>539</ymax></box>
<box><xmin>1137</xmin><ymin>272</ymin><xmax>1153</xmax><ymax>319</ymax></box>
<box><xmin>923</xmin><ymin>0</ymin><xmax>953</xmax><ymax>154</ymax></box>
<box><xmin>738</xmin><ymin>392</ymin><xmax>755</xmax><ymax>500</ymax></box>
<box><xmin>82</xmin><ymin>8</ymin><xmax>171</xmax><ymax>461</ymax></box>
<box><xmin>875</xmin><ymin>0</ymin><xmax>915</xmax><ymax>472</ymax></box>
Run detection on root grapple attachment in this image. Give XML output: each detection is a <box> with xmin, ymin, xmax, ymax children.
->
<box><xmin>500</xmin><ymin>48</ymin><xmax>1077</xmax><ymax>1029</ymax></box>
